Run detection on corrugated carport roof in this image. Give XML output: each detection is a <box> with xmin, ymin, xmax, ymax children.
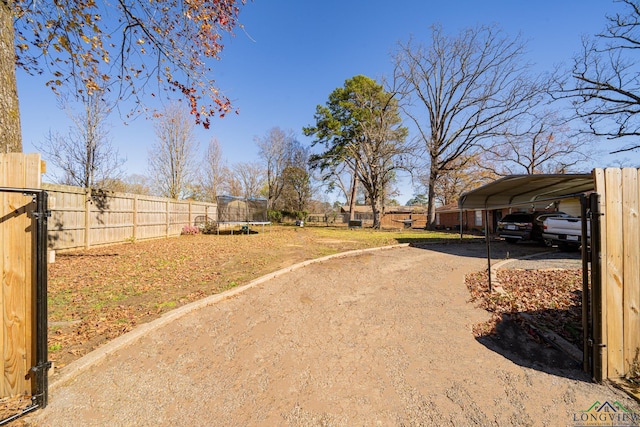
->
<box><xmin>458</xmin><ymin>174</ymin><xmax>594</xmax><ymax>210</ymax></box>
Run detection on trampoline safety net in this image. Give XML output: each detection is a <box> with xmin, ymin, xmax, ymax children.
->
<box><xmin>216</xmin><ymin>196</ymin><xmax>268</xmax><ymax>222</ymax></box>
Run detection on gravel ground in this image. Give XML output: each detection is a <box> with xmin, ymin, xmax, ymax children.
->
<box><xmin>26</xmin><ymin>243</ymin><xmax>638</xmax><ymax>426</ymax></box>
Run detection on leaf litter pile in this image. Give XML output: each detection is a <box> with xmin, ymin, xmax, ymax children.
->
<box><xmin>466</xmin><ymin>268</ymin><xmax>584</xmax><ymax>348</ymax></box>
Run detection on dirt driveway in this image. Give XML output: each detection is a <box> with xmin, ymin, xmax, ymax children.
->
<box><xmin>29</xmin><ymin>243</ymin><xmax>639</xmax><ymax>426</ymax></box>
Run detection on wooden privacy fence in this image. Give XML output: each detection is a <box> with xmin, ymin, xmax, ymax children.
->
<box><xmin>44</xmin><ymin>184</ymin><xmax>217</xmax><ymax>251</ymax></box>
<box><xmin>380</xmin><ymin>213</ymin><xmax>427</xmax><ymax>229</ymax></box>
<box><xmin>594</xmin><ymin>168</ymin><xmax>640</xmax><ymax>382</ymax></box>
<box><xmin>0</xmin><ymin>153</ymin><xmax>41</xmax><ymax>398</ymax></box>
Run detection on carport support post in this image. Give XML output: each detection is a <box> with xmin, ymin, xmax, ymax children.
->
<box><xmin>34</xmin><ymin>190</ymin><xmax>50</xmax><ymax>408</ymax></box>
<box><xmin>485</xmin><ymin>208</ymin><xmax>492</xmax><ymax>292</ymax></box>
<box><xmin>589</xmin><ymin>193</ymin><xmax>604</xmax><ymax>382</ymax></box>
<box><xmin>580</xmin><ymin>194</ymin><xmax>590</xmax><ymax>374</ymax></box>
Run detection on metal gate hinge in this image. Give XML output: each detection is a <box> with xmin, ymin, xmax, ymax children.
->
<box><xmin>29</xmin><ymin>361</ymin><xmax>52</xmax><ymax>374</ymax></box>
<box><xmin>31</xmin><ymin>210</ymin><xmax>51</xmax><ymax>219</ymax></box>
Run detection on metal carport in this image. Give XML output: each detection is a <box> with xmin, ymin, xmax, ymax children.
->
<box><xmin>458</xmin><ymin>173</ymin><xmax>597</xmax><ymax>377</ymax></box>
<box><xmin>458</xmin><ymin>174</ymin><xmax>594</xmax><ymax>210</ymax></box>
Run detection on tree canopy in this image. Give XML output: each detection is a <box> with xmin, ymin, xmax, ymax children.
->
<box><xmin>305</xmin><ymin>75</ymin><xmax>410</xmax><ymax>229</ymax></box>
<box><xmin>1</xmin><ymin>0</ymin><xmax>246</xmax><ymax>152</ymax></box>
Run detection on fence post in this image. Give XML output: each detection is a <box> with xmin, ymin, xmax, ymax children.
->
<box><xmin>166</xmin><ymin>200</ymin><xmax>170</xmax><ymax>237</ymax></box>
<box><xmin>590</xmin><ymin>191</ymin><xmax>604</xmax><ymax>382</ymax></box>
<box><xmin>84</xmin><ymin>190</ymin><xmax>91</xmax><ymax>249</ymax></box>
<box><xmin>133</xmin><ymin>195</ymin><xmax>138</xmax><ymax>241</ymax></box>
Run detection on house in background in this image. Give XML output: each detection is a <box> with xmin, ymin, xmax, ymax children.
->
<box><xmin>337</xmin><ymin>192</ymin><xmax>583</xmax><ymax>232</ymax></box>
<box><xmin>434</xmin><ymin>203</ymin><xmax>498</xmax><ymax>232</ymax></box>
<box><xmin>340</xmin><ymin>205</ymin><xmax>427</xmax><ymax>229</ymax></box>
<box><xmin>435</xmin><ymin>196</ymin><xmax>583</xmax><ymax>233</ymax></box>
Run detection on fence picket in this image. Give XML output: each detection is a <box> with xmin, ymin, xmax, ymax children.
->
<box><xmin>623</xmin><ymin>169</ymin><xmax>640</xmax><ymax>375</ymax></box>
<box><xmin>0</xmin><ymin>153</ymin><xmax>41</xmax><ymax>398</ymax></box>
<box><xmin>604</xmin><ymin>168</ymin><xmax>625</xmax><ymax>378</ymax></box>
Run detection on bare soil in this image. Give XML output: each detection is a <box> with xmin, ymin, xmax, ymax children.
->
<box><xmin>26</xmin><ymin>242</ymin><xmax>640</xmax><ymax>425</ymax></box>
<box><xmin>45</xmin><ymin>226</ymin><xmax>428</xmax><ymax>371</ymax></box>
<box><xmin>8</xmin><ymin>225</ymin><xmax>424</xmax><ymax>423</ymax></box>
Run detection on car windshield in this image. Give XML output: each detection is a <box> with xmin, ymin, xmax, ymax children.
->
<box><xmin>501</xmin><ymin>214</ymin><xmax>532</xmax><ymax>222</ymax></box>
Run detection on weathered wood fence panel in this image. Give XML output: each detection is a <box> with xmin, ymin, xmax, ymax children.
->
<box><xmin>169</xmin><ymin>201</ymin><xmax>191</xmax><ymax>236</ymax></box>
<box><xmin>380</xmin><ymin>213</ymin><xmax>427</xmax><ymax>229</ymax></box>
<box><xmin>594</xmin><ymin>168</ymin><xmax>640</xmax><ymax>380</ymax></box>
<box><xmin>135</xmin><ymin>196</ymin><xmax>168</xmax><ymax>241</ymax></box>
<box><xmin>44</xmin><ymin>184</ymin><xmax>217</xmax><ymax>251</ymax></box>
<box><xmin>88</xmin><ymin>191</ymin><xmax>135</xmax><ymax>248</ymax></box>
<box><xmin>0</xmin><ymin>153</ymin><xmax>41</xmax><ymax>398</ymax></box>
<box><xmin>45</xmin><ymin>184</ymin><xmax>84</xmax><ymax>250</ymax></box>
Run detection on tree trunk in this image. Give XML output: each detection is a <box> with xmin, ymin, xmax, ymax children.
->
<box><xmin>425</xmin><ymin>163</ymin><xmax>438</xmax><ymax>230</ymax></box>
<box><xmin>0</xmin><ymin>1</ymin><xmax>21</xmax><ymax>153</ymax></box>
<box><xmin>348</xmin><ymin>167</ymin><xmax>358</xmax><ymax>222</ymax></box>
<box><xmin>370</xmin><ymin>196</ymin><xmax>381</xmax><ymax>229</ymax></box>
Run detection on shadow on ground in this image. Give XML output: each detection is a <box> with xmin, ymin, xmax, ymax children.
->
<box><xmin>400</xmin><ymin>238</ymin><xmax>554</xmax><ymax>261</ymax></box>
<box><xmin>476</xmin><ymin>314</ymin><xmax>590</xmax><ymax>382</ymax></box>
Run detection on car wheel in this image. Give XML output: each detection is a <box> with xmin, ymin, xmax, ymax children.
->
<box><xmin>505</xmin><ymin>238</ymin><xmax>518</xmax><ymax>244</ymax></box>
<box><xmin>543</xmin><ymin>239</ymin><xmax>553</xmax><ymax>247</ymax></box>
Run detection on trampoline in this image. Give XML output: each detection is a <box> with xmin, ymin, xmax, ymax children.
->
<box><xmin>216</xmin><ymin>196</ymin><xmax>271</xmax><ymax>234</ymax></box>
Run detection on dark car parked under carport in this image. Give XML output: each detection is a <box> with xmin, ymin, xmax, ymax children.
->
<box><xmin>497</xmin><ymin>211</ymin><xmax>570</xmax><ymax>244</ymax></box>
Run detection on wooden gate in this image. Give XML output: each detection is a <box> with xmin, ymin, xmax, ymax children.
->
<box><xmin>0</xmin><ymin>153</ymin><xmax>42</xmax><ymax>398</ymax></box>
<box><xmin>592</xmin><ymin>168</ymin><xmax>640</xmax><ymax>383</ymax></box>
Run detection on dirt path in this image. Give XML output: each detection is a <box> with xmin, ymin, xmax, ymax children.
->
<box><xmin>29</xmin><ymin>244</ymin><xmax>639</xmax><ymax>426</ymax></box>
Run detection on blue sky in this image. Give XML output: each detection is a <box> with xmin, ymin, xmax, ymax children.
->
<box><xmin>18</xmin><ymin>0</ymin><xmax>635</xmax><ymax>204</ymax></box>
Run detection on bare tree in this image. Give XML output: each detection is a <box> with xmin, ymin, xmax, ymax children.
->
<box><xmin>196</xmin><ymin>138</ymin><xmax>226</xmax><ymax>202</ymax></box>
<box><xmin>425</xmin><ymin>154</ymin><xmax>496</xmax><ymax>206</ymax></box>
<box><xmin>481</xmin><ymin>110</ymin><xmax>592</xmax><ymax>175</ymax></box>
<box><xmin>221</xmin><ymin>165</ymin><xmax>243</xmax><ymax>197</ymax></box>
<box><xmin>329</xmin><ymin>164</ymin><xmax>356</xmax><ymax>204</ymax></box>
<box><xmin>232</xmin><ymin>161</ymin><xmax>265</xmax><ymax>199</ymax></box>
<box><xmin>98</xmin><ymin>174</ymin><xmax>153</xmax><ymax>195</ymax></box>
<box><xmin>35</xmin><ymin>92</ymin><xmax>124</xmax><ymax>188</ymax></box>
<box><xmin>554</xmin><ymin>0</ymin><xmax>640</xmax><ymax>153</ymax></box>
<box><xmin>281</xmin><ymin>165</ymin><xmax>312</xmax><ymax>212</ymax></box>
<box><xmin>255</xmin><ymin>127</ymin><xmax>294</xmax><ymax>208</ymax></box>
<box><xmin>148</xmin><ymin>103</ymin><xmax>199</xmax><ymax>199</ymax></box>
<box><xmin>1</xmin><ymin>0</ymin><xmax>20</xmax><ymax>152</ymax></box>
<box><xmin>308</xmin><ymin>157</ymin><xmax>360</xmax><ymax>220</ymax></box>
<box><xmin>392</xmin><ymin>25</ymin><xmax>542</xmax><ymax>228</ymax></box>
